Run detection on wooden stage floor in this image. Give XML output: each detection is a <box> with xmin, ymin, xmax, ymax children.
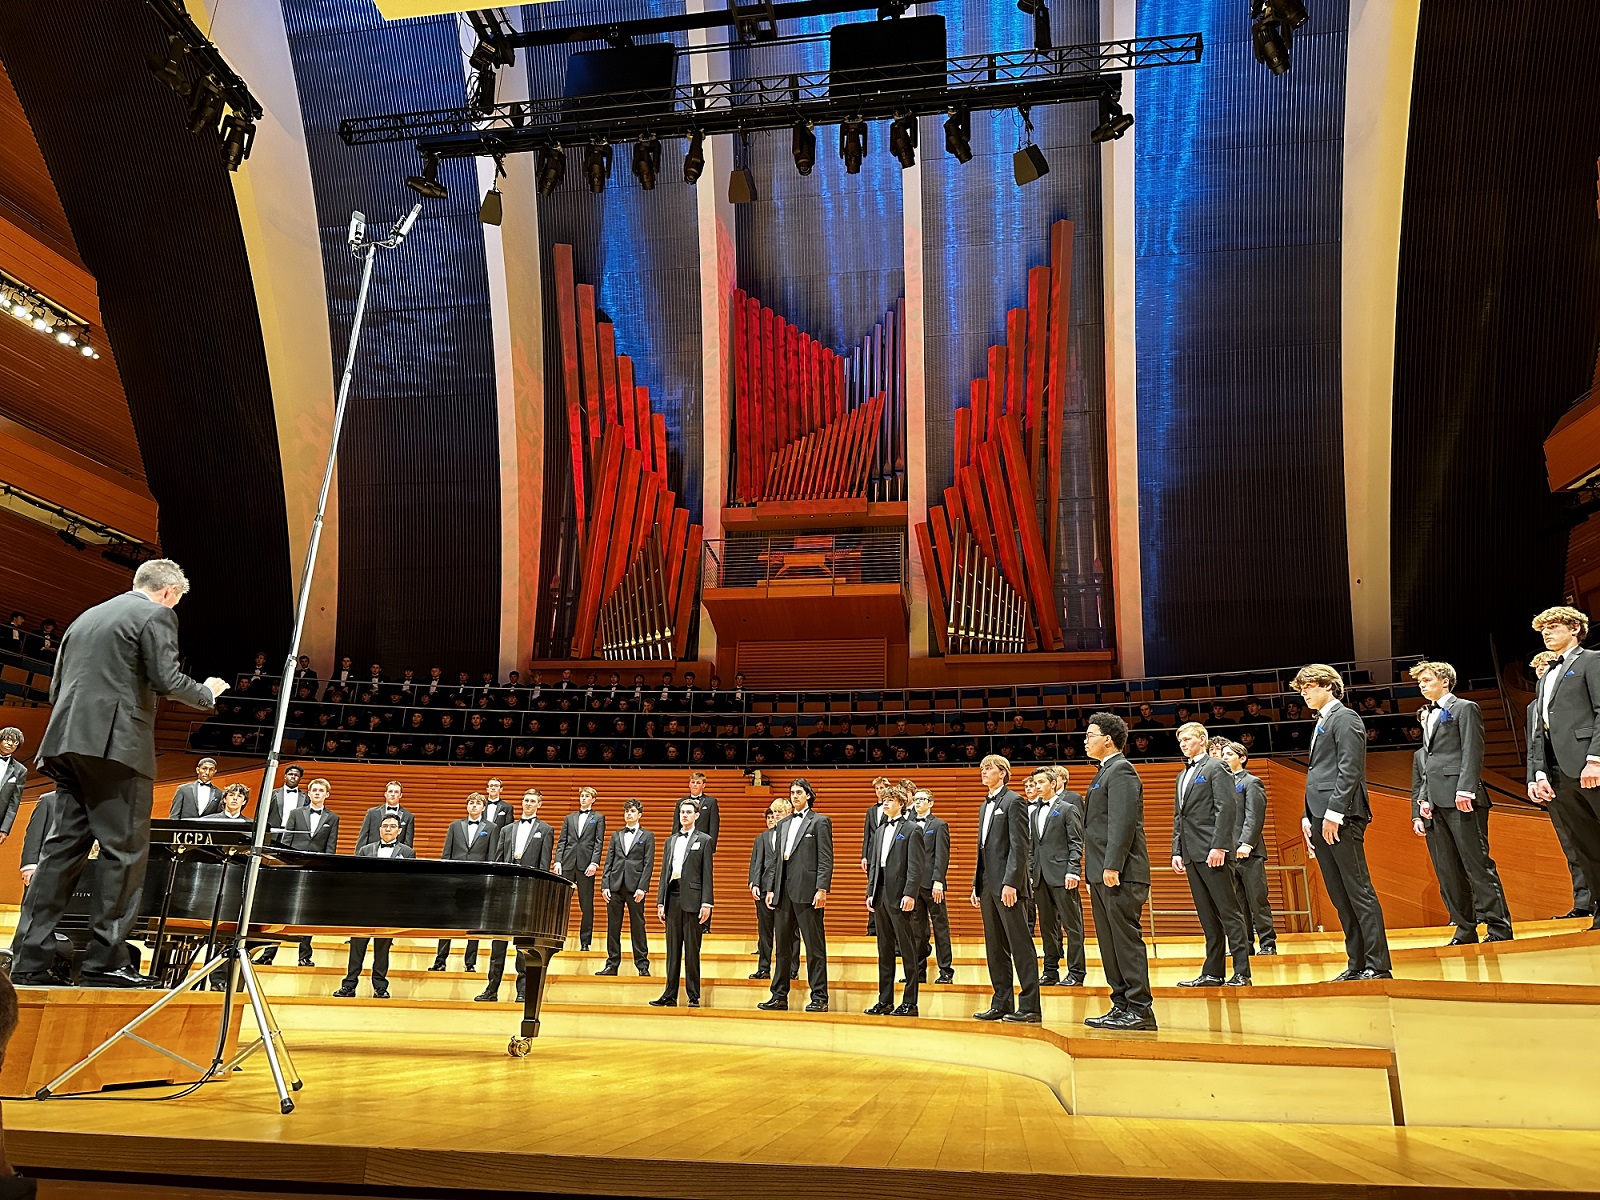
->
<box><xmin>9</xmin><ymin>1027</ymin><xmax>1600</xmax><ymax>1199</ymax></box>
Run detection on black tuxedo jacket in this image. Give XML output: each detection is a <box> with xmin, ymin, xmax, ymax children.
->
<box><xmin>39</xmin><ymin>589</ymin><xmax>216</xmax><ymax>779</ymax></box>
<box><xmin>0</xmin><ymin>754</ymin><xmax>28</xmax><ymax>836</ymax></box>
<box><xmin>282</xmin><ymin>805</ymin><xmax>339</xmax><ymax>854</ymax></box>
<box><xmin>657</xmin><ymin>828</ymin><xmax>714</xmax><ymax>911</ymax></box>
<box><xmin>1084</xmin><ymin>754</ymin><xmax>1150</xmax><ymax>883</ymax></box>
<box><xmin>860</xmin><ymin>801</ymin><xmax>887</xmax><ymax>860</ymax></box>
<box><xmin>1172</xmin><ymin>756</ymin><xmax>1240</xmax><ymax>862</ymax></box>
<box><xmin>356</xmin><ymin>840</ymin><xmax>415</xmax><ymax>859</ymax></box>
<box><xmin>357</xmin><ymin>804</ymin><xmax>417</xmax><ymax>848</ymax></box>
<box><xmin>267</xmin><ymin>785</ymin><xmax>308</xmax><ymax>836</ymax></box>
<box><xmin>1412</xmin><ymin>694</ymin><xmax>1486</xmax><ymax>817</ymax></box>
<box><xmin>972</xmin><ymin>787</ymin><xmax>1029</xmax><ymax>896</ymax></box>
<box><xmin>912</xmin><ymin>814</ymin><xmax>951</xmax><ymax>887</ymax></box>
<box><xmin>603</xmin><ymin>826</ymin><xmax>656</xmax><ymax>893</ymax></box>
<box><xmin>749</xmin><ymin>826</ymin><xmax>779</xmax><ymax>890</ymax></box>
<box><xmin>556</xmin><ymin>810</ymin><xmax>606</xmax><ymax>873</ymax></box>
<box><xmin>772</xmin><ymin>808</ymin><xmax>834</xmax><ymax>902</ymax></box>
<box><xmin>1529</xmin><ymin>647</ymin><xmax>1600</xmax><ymax>781</ymax></box>
<box><xmin>689</xmin><ymin>794</ymin><xmax>720</xmax><ymax>842</ymax></box>
<box><xmin>496</xmin><ymin>818</ymin><xmax>554</xmax><ymax>870</ymax></box>
<box><xmin>1028</xmin><ymin>791</ymin><xmax>1084</xmax><ymax>885</ymax></box>
<box><xmin>1304</xmin><ymin>701</ymin><xmax>1371</xmax><ymax>823</ymax></box>
<box><xmin>19</xmin><ymin>789</ymin><xmax>61</xmax><ymax>868</ymax></box>
<box><xmin>482</xmin><ymin>798</ymin><xmax>515</xmax><ymax>827</ymax></box>
<box><xmin>865</xmin><ymin>817</ymin><xmax>927</xmax><ymax>905</ymax></box>
<box><xmin>442</xmin><ymin>818</ymin><xmax>496</xmax><ymax>861</ymax></box>
<box><xmin>170</xmin><ymin>780</ymin><xmax>224</xmax><ymax>821</ymax></box>
<box><xmin>1233</xmin><ymin>770</ymin><xmax>1268</xmax><ymax>857</ymax></box>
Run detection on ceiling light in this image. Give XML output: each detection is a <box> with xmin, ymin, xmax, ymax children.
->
<box><xmin>791</xmin><ymin>121</ymin><xmax>816</xmax><ymax>176</ymax></box>
<box><xmin>683</xmin><ymin>131</ymin><xmax>706</xmax><ymax>185</ymax></box>
<box><xmin>839</xmin><ymin>119</ymin><xmax>866</xmax><ymax>175</ymax></box>
<box><xmin>405</xmin><ymin>152</ymin><xmax>449</xmax><ymax>200</ymax></box>
<box><xmin>80</xmin><ymin>342</ymin><xmax>97</xmax><ymax>358</ymax></box>
<box><xmin>57</xmin><ymin>525</ymin><xmax>87</xmax><ymax>552</ymax></box>
<box><xmin>583</xmin><ymin>142</ymin><xmax>612</xmax><ymax>193</ymax></box>
<box><xmin>537</xmin><ymin>144</ymin><xmax>567</xmax><ymax>195</ymax></box>
<box><xmin>889</xmin><ymin>113</ymin><xmax>918</xmax><ymax>169</ymax></box>
<box><xmin>943</xmin><ymin>109</ymin><xmax>973</xmax><ymax>162</ymax></box>
<box><xmin>632</xmin><ymin>138</ymin><xmax>662</xmax><ymax>190</ymax></box>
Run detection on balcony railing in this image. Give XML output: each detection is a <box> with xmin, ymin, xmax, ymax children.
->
<box><xmin>702</xmin><ymin>531</ymin><xmax>908</xmax><ymax>598</ymax></box>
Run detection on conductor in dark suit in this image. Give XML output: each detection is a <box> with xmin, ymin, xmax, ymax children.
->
<box><xmin>11</xmin><ymin>560</ymin><xmax>226</xmax><ymax>987</ymax></box>
<box><xmin>554</xmin><ymin>787</ymin><xmax>605</xmax><ymax>950</ymax></box>
<box><xmin>599</xmin><ymin>799</ymin><xmax>655</xmax><ymax>977</ymax></box>
<box><xmin>1408</xmin><ymin>661</ymin><xmax>1512</xmax><ymax>944</ymax></box>
<box><xmin>911</xmin><ymin>788</ymin><xmax>954</xmax><ymax>983</ymax></box>
<box><xmin>1527</xmin><ymin>651</ymin><xmax>1593</xmax><ymax>918</ymax></box>
<box><xmin>0</xmin><ymin>727</ymin><xmax>28</xmax><ymax>842</ymax></box>
<box><xmin>334</xmin><ymin>814</ymin><xmax>413</xmax><ymax>999</ymax></box>
<box><xmin>1170</xmin><ymin>722</ymin><xmax>1251</xmax><ymax>986</ymax></box>
<box><xmin>1082</xmin><ymin>712</ymin><xmax>1156</xmax><ymax>1030</ymax></box>
<box><xmin>1221</xmin><ymin>742</ymin><xmax>1277</xmax><ymax>954</ymax></box>
<box><xmin>1028</xmin><ymin>765</ymin><xmax>1087</xmax><ymax>987</ymax></box>
<box><xmin>863</xmin><ymin>784</ymin><xmax>926</xmax><ymax>1016</ymax></box>
<box><xmin>356</xmin><ymin>781</ymin><xmax>416</xmax><ymax>849</ymax></box>
<box><xmin>431</xmin><ymin>792</ymin><xmax>497</xmax><ymax>972</ymax></box>
<box><xmin>1527</xmin><ymin>607</ymin><xmax>1600</xmax><ymax>931</ymax></box>
<box><xmin>476</xmin><ymin>790</ymin><xmax>556</xmax><ymax>1003</ymax></box>
<box><xmin>1293</xmin><ymin>664</ymin><xmax>1391</xmax><ymax>979</ymax></box>
<box><xmin>652</xmin><ymin>799</ymin><xmax>713</xmax><ymax>1007</ymax></box>
<box><xmin>758</xmin><ymin>779</ymin><xmax>833</xmax><ymax>1012</ymax></box>
<box><xmin>970</xmin><ymin>754</ymin><xmax>1040</xmax><ymax>1022</ymax></box>
<box><xmin>168</xmin><ymin>757</ymin><xmax>223</xmax><ymax>821</ymax></box>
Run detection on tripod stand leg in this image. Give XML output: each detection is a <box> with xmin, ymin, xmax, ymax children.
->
<box><xmin>234</xmin><ymin>955</ymin><xmax>299</xmax><ymax>1112</ymax></box>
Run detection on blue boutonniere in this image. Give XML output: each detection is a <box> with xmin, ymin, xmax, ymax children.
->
<box><xmin>1566</xmin><ymin>669</ymin><xmax>1577</xmax><ymax>678</ymax></box>
<box><xmin>894</xmin><ymin>832</ymin><xmax>906</xmax><ymax>842</ymax></box>
<box><xmin>1438</xmin><ymin>708</ymin><xmax>1454</xmax><ymax>723</ymax></box>
<box><xmin>1315</xmin><ymin>725</ymin><xmax>1325</xmax><ymax>736</ymax></box>
<box><xmin>1090</xmin><ymin>782</ymin><xmax>1102</xmax><ymax>791</ymax></box>
<box><xmin>1236</xmin><ymin>781</ymin><xmax>1247</xmax><ymax>793</ymax></box>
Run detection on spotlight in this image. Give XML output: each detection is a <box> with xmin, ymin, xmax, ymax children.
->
<box><xmin>683</xmin><ymin>131</ymin><xmax>706</xmax><ymax>185</ymax></box>
<box><xmin>583</xmin><ymin>142</ymin><xmax>612</xmax><ymax>194</ymax></box>
<box><xmin>1251</xmin><ymin>16</ymin><xmax>1291</xmax><ymax>74</ymax></box>
<box><xmin>791</xmin><ymin>121</ymin><xmax>816</xmax><ymax>176</ymax></box>
<box><xmin>537</xmin><ymin>144</ymin><xmax>567</xmax><ymax>195</ymax></box>
<box><xmin>839</xmin><ymin>119</ymin><xmax>866</xmax><ymax>175</ymax></box>
<box><xmin>468</xmin><ymin>66</ymin><xmax>497</xmax><ymax>116</ymax></box>
<box><xmin>1017</xmin><ymin>0</ymin><xmax>1051</xmax><ymax>51</ymax></box>
<box><xmin>632</xmin><ymin>138</ymin><xmax>662</xmax><ymax>190</ymax></box>
<box><xmin>149</xmin><ymin>34</ymin><xmax>190</xmax><ymax>97</ymax></box>
<box><xmin>479</xmin><ymin>186</ymin><xmax>503</xmax><ymax>225</ymax></box>
<box><xmin>185</xmin><ymin>74</ymin><xmax>225</xmax><ymax>135</ymax></box>
<box><xmin>1266</xmin><ymin>0</ymin><xmax>1310</xmax><ymax>28</ymax></box>
<box><xmin>54</xmin><ymin>326</ymin><xmax>74</xmax><ymax>346</ymax></box>
<box><xmin>80</xmin><ymin>341</ymin><xmax>97</xmax><ymax>358</ymax></box>
<box><xmin>57</xmin><ymin>525</ymin><xmax>87</xmax><ymax>552</ymax></box>
<box><xmin>889</xmin><ymin>113</ymin><xmax>918</xmax><ymax>169</ymax></box>
<box><xmin>727</xmin><ymin>166</ymin><xmax>758</xmax><ymax>204</ymax></box>
<box><xmin>219</xmin><ymin>112</ymin><xmax>256</xmax><ymax>170</ymax></box>
<box><xmin>405</xmin><ymin>153</ymin><xmax>449</xmax><ymax>200</ymax></box>
<box><xmin>1090</xmin><ymin>96</ymin><xmax>1133</xmax><ymax>143</ymax></box>
<box><xmin>943</xmin><ymin>108</ymin><xmax>973</xmax><ymax>163</ymax></box>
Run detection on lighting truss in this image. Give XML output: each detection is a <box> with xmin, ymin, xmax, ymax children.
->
<box><xmin>0</xmin><ymin>268</ymin><xmax>98</xmax><ymax>358</ymax></box>
<box><xmin>337</xmin><ymin>33</ymin><xmax>1201</xmax><ymax>160</ymax></box>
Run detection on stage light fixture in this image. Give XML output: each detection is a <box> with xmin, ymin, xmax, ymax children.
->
<box><xmin>537</xmin><ymin>144</ymin><xmax>567</xmax><ymax>195</ymax></box>
<box><xmin>220</xmin><ymin>112</ymin><xmax>256</xmax><ymax>171</ymax></box>
<box><xmin>1250</xmin><ymin>0</ymin><xmax>1303</xmax><ymax>74</ymax></box>
<box><xmin>185</xmin><ymin>73</ymin><xmax>225</xmax><ymax>135</ymax></box>
<box><xmin>632</xmin><ymin>138</ymin><xmax>662</xmax><ymax>190</ymax></box>
<box><xmin>1090</xmin><ymin>96</ymin><xmax>1133</xmax><ymax>143</ymax></box>
<box><xmin>57</xmin><ymin>525</ymin><xmax>87</xmax><ymax>552</ymax></box>
<box><xmin>1016</xmin><ymin>0</ymin><xmax>1052</xmax><ymax>51</ymax></box>
<box><xmin>839</xmin><ymin>119</ymin><xmax>867</xmax><ymax>175</ymax></box>
<box><xmin>728</xmin><ymin>166</ymin><xmax>758</xmax><ymax>204</ymax></box>
<box><xmin>149</xmin><ymin>33</ymin><xmax>190</xmax><ymax>97</ymax></box>
<box><xmin>405</xmin><ymin>152</ymin><xmax>449</xmax><ymax>200</ymax></box>
<box><xmin>102</xmin><ymin>542</ymin><xmax>154</xmax><ymax>570</ymax></box>
<box><xmin>683</xmin><ymin>131</ymin><xmax>706</xmax><ymax>184</ymax></box>
<box><xmin>583</xmin><ymin>142</ymin><xmax>613</xmax><ymax>193</ymax></box>
<box><xmin>791</xmin><ymin>121</ymin><xmax>816</xmax><ymax>176</ymax></box>
<box><xmin>889</xmin><ymin>113</ymin><xmax>918</xmax><ymax>169</ymax></box>
<box><xmin>943</xmin><ymin>108</ymin><xmax>973</xmax><ymax>163</ymax></box>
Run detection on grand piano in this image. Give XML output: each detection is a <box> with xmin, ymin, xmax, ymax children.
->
<box><xmin>65</xmin><ymin>826</ymin><xmax>573</xmax><ymax>1054</ymax></box>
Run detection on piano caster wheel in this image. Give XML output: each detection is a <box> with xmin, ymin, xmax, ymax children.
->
<box><xmin>292</xmin><ymin>1080</ymin><xmax>304</xmax><ymax>1092</ymax></box>
<box><xmin>280</xmin><ymin>1098</ymin><xmax>296</xmax><ymax>1114</ymax></box>
<box><xmin>507</xmin><ymin>1036</ymin><xmax>533</xmax><ymax>1058</ymax></box>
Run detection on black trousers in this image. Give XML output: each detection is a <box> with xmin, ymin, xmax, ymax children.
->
<box><xmin>256</xmin><ymin>936</ymin><xmax>314</xmax><ymax>964</ymax></box>
<box><xmin>1232</xmin><ymin>856</ymin><xmax>1278</xmax><ymax>951</ymax></box>
<box><xmin>770</xmin><ymin>896</ymin><xmax>828</xmax><ymax>1005</ymax></box>
<box><xmin>1309</xmin><ymin>819</ymin><xmax>1391</xmax><ymax>973</ymax></box>
<box><xmin>1548</xmin><ymin>799</ymin><xmax>1595</xmax><ymax>912</ymax></box>
<box><xmin>978</xmin><ymin>889</ymin><xmax>1041</xmax><ymax>1015</ymax></box>
<box><xmin>433</xmin><ymin>938</ymin><xmax>480</xmax><ymax>968</ymax></box>
<box><xmin>1184</xmin><ymin>860</ymin><xmax>1251</xmax><ymax>978</ymax></box>
<box><xmin>754</xmin><ymin>890</ymin><xmax>775</xmax><ymax>971</ymax></box>
<box><xmin>661</xmin><ymin>886</ymin><xmax>704</xmax><ymax>1003</ymax></box>
<box><xmin>1034</xmin><ymin>880</ymin><xmax>1086</xmax><ymax>978</ymax></box>
<box><xmin>342</xmin><ymin>937</ymin><xmax>392</xmax><ymax>991</ymax></box>
<box><xmin>873</xmin><ymin>893</ymin><xmax>919</xmax><ymax>1007</ymax></box>
<box><xmin>1550</xmin><ymin>769</ymin><xmax>1600</xmax><ymax>923</ymax></box>
<box><xmin>14</xmin><ymin>753</ymin><xmax>153</xmax><ymax>975</ymax></box>
<box><xmin>1089</xmin><ymin>879</ymin><xmax>1152</xmax><ymax>1014</ymax></box>
<box><xmin>484</xmin><ymin>940</ymin><xmax>526</xmax><ymax>998</ymax></box>
<box><xmin>605</xmin><ymin>890</ymin><xmax>650</xmax><ymax>971</ymax></box>
<box><xmin>573</xmin><ymin>871</ymin><xmax>597</xmax><ymax>946</ymax></box>
<box><xmin>915</xmin><ymin>889</ymin><xmax>953</xmax><ymax>974</ymax></box>
<box><xmin>1425</xmin><ymin>806</ymin><xmax>1512</xmax><ymax>938</ymax></box>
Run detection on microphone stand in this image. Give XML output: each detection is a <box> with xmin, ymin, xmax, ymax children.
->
<box><xmin>37</xmin><ymin>205</ymin><xmax>424</xmax><ymax>1112</ymax></box>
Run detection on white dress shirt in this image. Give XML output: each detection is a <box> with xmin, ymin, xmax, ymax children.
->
<box><xmin>670</xmin><ymin>831</ymin><xmax>693</xmax><ymax>879</ymax></box>
<box><xmin>783</xmin><ymin>813</ymin><xmax>805</xmax><ymax>858</ymax></box>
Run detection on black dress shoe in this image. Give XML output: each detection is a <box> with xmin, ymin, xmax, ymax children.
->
<box><xmin>688</xmin><ymin>999</ymin><xmax>700</xmax><ymax>1008</ymax></box>
<box><xmin>473</xmin><ymin>989</ymin><xmax>499</xmax><ymax>1002</ymax></box>
<box><xmin>1447</xmin><ymin>932</ymin><xmax>1478</xmax><ymax>946</ymax></box>
<box><xmin>1061</xmin><ymin>973</ymin><xmax>1086</xmax><ymax>987</ymax></box>
<box><xmin>428</xmin><ymin>963</ymin><xmax>448</xmax><ymax>972</ymax></box>
<box><xmin>1224</xmin><ymin>972</ymin><xmax>1252</xmax><ymax>986</ymax></box>
<box><xmin>638</xmin><ymin>966</ymin><xmax>651</xmax><ymax>976</ymax></box>
<box><xmin>580</xmin><ymin>942</ymin><xmax>591</xmax><ymax>952</ymax></box>
<box><xmin>804</xmin><ymin>1000</ymin><xmax>829</xmax><ymax>1013</ymax></box>
<box><xmin>748</xmin><ymin>969</ymin><xmax>771</xmax><ymax>979</ymax></box>
<box><xmin>298</xmin><ymin>958</ymin><xmax>315</xmax><ymax>968</ymax></box>
<box><xmin>756</xmin><ymin>998</ymin><xmax>788</xmax><ymax>1011</ymax></box>
<box><xmin>1100</xmin><ymin>1008</ymin><xmax>1158</xmax><ymax>1031</ymax></box>
<box><xmin>1485</xmin><ymin>933</ymin><xmax>1513</xmax><ymax>943</ymax></box>
<box><xmin>253</xmin><ymin>950</ymin><xmax>276</xmax><ymax>965</ymax></box>
<box><xmin>790</xmin><ymin>970</ymin><xmax>800</xmax><ymax>980</ymax></box>
<box><xmin>1328</xmin><ymin>968</ymin><xmax>1361</xmax><ymax>983</ymax></box>
<box><xmin>80</xmin><ymin>967</ymin><xmax>159</xmax><ymax>989</ymax></box>
<box><xmin>465</xmin><ymin>965</ymin><xmax>479</xmax><ymax>973</ymax></box>
<box><xmin>1176</xmin><ymin>975</ymin><xmax>1224</xmax><ymax>988</ymax></box>
<box><xmin>1359</xmin><ymin>968</ymin><xmax>1393</xmax><ymax>980</ymax></box>
<box><xmin>864</xmin><ymin>1002</ymin><xmax>893</xmax><ymax>1015</ymax></box>
<box><xmin>333</xmin><ymin>985</ymin><xmax>357</xmax><ymax>998</ymax></box>
<box><xmin>10</xmin><ymin>970</ymin><xmax>56</xmax><ymax>986</ymax></box>
<box><xmin>1039</xmin><ymin>973</ymin><xmax>1061</xmax><ymax>987</ymax></box>
<box><xmin>648</xmin><ymin>995</ymin><xmax>677</xmax><ymax>1007</ymax></box>
<box><xmin>1259</xmin><ymin>946</ymin><xmax>1278</xmax><ymax>955</ymax></box>
<box><xmin>1556</xmin><ymin>908</ymin><xmax>1594</xmax><ymax>920</ymax></box>
<box><xmin>935</xmin><ymin>970</ymin><xmax>955</xmax><ymax>985</ymax></box>
<box><xmin>1002</xmin><ymin>1011</ymin><xmax>1042</xmax><ymax>1024</ymax></box>
<box><xmin>515</xmin><ymin>990</ymin><xmax>525</xmax><ymax>1004</ymax></box>
<box><xmin>373</xmin><ymin>989</ymin><xmax>391</xmax><ymax>999</ymax></box>
<box><xmin>973</xmin><ymin>1007</ymin><xmax>1011</xmax><ymax>1021</ymax></box>
<box><xmin>1082</xmin><ymin>1009</ymin><xmax>1125</xmax><ymax>1028</ymax></box>
<box><xmin>595</xmin><ymin>965</ymin><xmax>619</xmax><ymax>976</ymax></box>
<box><xmin>891</xmin><ymin>1003</ymin><xmax>918</xmax><ymax>1017</ymax></box>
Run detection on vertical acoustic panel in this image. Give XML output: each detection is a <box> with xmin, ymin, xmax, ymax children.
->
<box><xmin>1389</xmin><ymin>0</ymin><xmax>1600</xmax><ymax>675</ymax></box>
<box><xmin>1135</xmin><ymin>0</ymin><xmax>1352</xmax><ymax>675</ymax></box>
<box><xmin>522</xmin><ymin>0</ymin><xmax>704</xmax><ymax>657</ymax></box>
<box><xmin>0</xmin><ymin>0</ymin><xmax>293</xmax><ymax>675</ymax></box>
<box><xmin>919</xmin><ymin>0</ymin><xmax>1111</xmax><ymax>654</ymax></box>
<box><xmin>283</xmin><ymin>0</ymin><xmax>501</xmax><ymax>675</ymax></box>
<box><xmin>730</xmin><ymin>15</ymin><xmax>905</xmax><ymax>359</ymax></box>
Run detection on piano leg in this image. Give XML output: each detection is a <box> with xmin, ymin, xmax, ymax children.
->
<box><xmin>507</xmin><ymin>937</ymin><xmax>560</xmax><ymax>1057</ymax></box>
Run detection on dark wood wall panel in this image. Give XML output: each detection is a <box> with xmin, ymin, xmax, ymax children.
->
<box><xmin>0</xmin><ymin>507</ymin><xmax>129</xmax><ymax>633</ymax></box>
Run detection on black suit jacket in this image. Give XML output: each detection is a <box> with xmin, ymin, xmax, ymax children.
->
<box><xmin>1304</xmin><ymin>701</ymin><xmax>1371</xmax><ymax>823</ymax></box>
<box><xmin>356</xmin><ymin>840</ymin><xmax>415</xmax><ymax>859</ymax></box>
<box><xmin>1412</xmin><ymin>694</ymin><xmax>1486</xmax><ymax>817</ymax></box>
<box><xmin>1171</xmin><ymin>756</ymin><xmax>1240</xmax><ymax>862</ymax></box>
<box><xmin>865</xmin><ymin>817</ymin><xmax>926</xmax><ymax>905</ymax></box>
<box><xmin>482</xmin><ymin>798</ymin><xmax>515</xmax><ymax>827</ymax></box>
<box><xmin>748</xmin><ymin>827</ymin><xmax>776</xmax><ymax>891</ymax></box>
<box><xmin>913</xmin><ymin>814</ymin><xmax>951</xmax><ymax>888</ymax></box>
<box><xmin>39</xmin><ymin>589</ymin><xmax>215</xmax><ymax>778</ymax></box>
<box><xmin>1084</xmin><ymin>754</ymin><xmax>1150</xmax><ymax>883</ymax></box>
<box><xmin>603</xmin><ymin>826</ymin><xmax>657</xmax><ymax>893</ymax></box>
<box><xmin>689</xmin><ymin>794</ymin><xmax>720</xmax><ymax>842</ymax></box>
<box><xmin>860</xmin><ymin>802</ymin><xmax>887</xmax><ymax>860</ymax></box>
<box><xmin>357</xmin><ymin>804</ymin><xmax>417</xmax><ymax>848</ymax></box>
<box><xmin>19</xmin><ymin>790</ymin><xmax>60</xmax><ymax>869</ymax></box>
<box><xmin>657</xmin><ymin>828</ymin><xmax>714</xmax><ymax>911</ymax></box>
<box><xmin>169</xmin><ymin>780</ymin><xmax>224</xmax><ymax>821</ymax></box>
<box><xmin>267</xmin><ymin>785</ymin><xmax>308</xmax><ymax>839</ymax></box>
<box><xmin>1233</xmin><ymin>770</ymin><xmax>1268</xmax><ymax>858</ymax></box>
<box><xmin>495</xmin><ymin>818</ymin><xmax>554</xmax><ymax>870</ymax></box>
<box><xmin>0</xmin><ymin>755</ymin><xmax>28</xmax><ymax>836</ymax></box>
<box><xmin>442</xmin><ymin>817</ymin><xmax>496</xmax><ymax>862</ymax></box>
<box><xmin>772</xmin><ymin>808</ymin><xmax>834</xmax><ymax>902</ymax></box>
<box><xmin>972</xmin><ymin>787</ymin><xmax>1029</xmax><ymax>896</ymax></box>
<box><xmin>556</xmin><ymin>810</ymin><xmax>606</xmax><ymax>873</ymax></box>
<box><xmin>282</xmin><ymin>805</ymin><xmax>339</xmax><ymax>854</ymax></box>
<box><xmin>1529</xmin><ymin>647</ymin><xmax>1600</xmax><ymax>781</ymax></box>
<box><xmin>1028</xmin><ymin>792</ymin><xmax>1084</xmax><ymax>885</ymax></box>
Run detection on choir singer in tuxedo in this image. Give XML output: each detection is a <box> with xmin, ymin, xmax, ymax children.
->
<box><xmin>758</xmin><ymin>779</ymin><xmax>833</xmax><ymax>1012</ymax></box>
<box><xmin>652</xmin><ymin>799</ymin><xmax>713</xmax><ymax>1007</ymax></box>
<box><xmin>863</xmin><ymin>785</ymin><xmax>926</xmax><ymax>1016</ymax></box>
<box><xmin>970</xmin><ymin>755</ymin><xmax>1040</xmax><ymax>1023</ymax></box>
<box><xmin>599</xmin><ymin>799</ymin><xmax>654</xmax><ymax>977</ymax></box>
<box><xmin>477</xmin><ymin>790</ymin><xmax>554</xmax><ymax>1003</ymax></box>
<box><xmin>1170</xmin><ymin>722</ymin><xmax>1251</xmax><ymax>987</ymax></box>
<box><xmin>554</xmin><ymin>787</ymin><xmax>605</xmax><ymax>950</ymax></box>
<box><xmin>1082</xmin><ymin>712</ymin><xmax>1155</xmax><ymax>1030</ymax></box>
<box><xmin>911</xmin><ymin>788</ymin><xmax>954</xmax><ymax>984</ymax></box>
<box><xmin>431</xmin><ymin>792</ymin><xmax>496</xmax><ymax>972</ymax></box>
<box><xmin>334</xmin><ymin>814</ymin><xmax>413</xmax><ymax>998</ymax></box>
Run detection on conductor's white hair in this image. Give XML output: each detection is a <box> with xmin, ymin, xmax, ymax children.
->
<box><xmin>133</xmin><ymin>559</ymin><xmax>190</xmax><ymax>595</ymax></box>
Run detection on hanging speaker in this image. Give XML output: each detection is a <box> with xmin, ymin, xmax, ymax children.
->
<box><xmin>1013</xmin><ymin>144</ymin><xmax>1049</xmax><ymax>186</ymax></box>
<box><xmin>727</xmin><ymin>167</ymin><xmax>758</xmax><ymax>204</ymax></box>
